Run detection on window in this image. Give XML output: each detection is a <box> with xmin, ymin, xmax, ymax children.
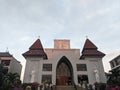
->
<box><xmin>43</xmin><ymin>64</ymin><xmax>52</xmax><ymax>71</ymax></box>
<box><xmin>115</xmin><ymin>59</ymin><xmax>119</xmax><ymax>66</ymax></box>
<box><xmin>78</xmin><ymin>75</ymin><xmax>88</xmax><ymax>83</ymax></box>
<box><xmin>110</xmin><ymin>61</ymin><xmax>115</xmax><ymax>68</ymax></box>
<box><xmin>1</xmin><ymin>60</ymin><xmax>10</xmax><ymax>66</ymax></box>
<box><xmin>77</xmin><ymin>64</ymin><xmax>87</xmax><ymax>71</ymax></box>
<box><xmin>42</xmin><ymin>75</ymin><xmax>52</xmax><ymax>83</ymax></box>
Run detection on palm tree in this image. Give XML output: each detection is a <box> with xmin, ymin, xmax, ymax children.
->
<box><xmin>2</xmin><ymin>72</ymin><xmax>21</xmax><ymax>90</ymax></box>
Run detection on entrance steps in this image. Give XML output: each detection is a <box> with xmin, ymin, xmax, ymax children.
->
<box><xmin>54</xmin><ymin>85</ymin><xmax>86</xmax><ymax>90</ymax></box>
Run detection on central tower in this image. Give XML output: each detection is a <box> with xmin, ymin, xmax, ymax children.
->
<box><xmin>54</xmin><ymin>39</ymin><xmax>70</xmax><ymax>49</ymax></box>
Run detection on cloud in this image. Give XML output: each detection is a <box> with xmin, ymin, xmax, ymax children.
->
<box><xmin>79</xmin><ymin>0</ymin><xmax>94</xmax><ymax>8</ymax></box>
<box><xmin>0</xmin><ymin>0</ymin><xmax>120</xmax><ymax>74</ymax></box>
<box><xmin>20</xmin><ymin>36</ymin><xmax>31</xmax><ymax>42</ymax></box>
<box><xmin>110</xmin><ymin>22</ymin><xmax>120</xmax><ymax>29</ymax></box>
<box><xmin>86</xmin><ymin>8</ymin><xmax>112</xmax><ymax>19</ymax></box>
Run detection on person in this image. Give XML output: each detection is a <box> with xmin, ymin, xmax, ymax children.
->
<box><xmin>89</xmin><ymin>84</ymin><xmax>93</xmax><ymax>90</ymax></box>
<box><xmin>111</xmin><ymin>86</ymin><xmax>116</xmax><ymax>90</ymax></box>
<box><xmin>115</xmin><ymin>86</ymin><xmax>120</xmax><ymax>90</ymax></box>
<box><xmin>50</xmin><ymin>83</ymin><xmax>53</xmax><ymax>90</ymax></box>
<box><xmin>26</xmin><ymin>86</ymin><xmax>31</xmax><ymax>90</ymax></box>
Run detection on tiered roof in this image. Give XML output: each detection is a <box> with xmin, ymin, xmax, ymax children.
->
<box><xmin>0</xmin><ymin>52</ymin><xmax>12</xmax><ymax>57</ymax></box>
<box><xmin>80</xmin><ymin>38</ymin><xmax>105</xmax><ymax>59</ymax></box>
<box><xmin>23</xmin><ymin>39</ymin><xmax>47</xmax><ymax>59</ymax></box>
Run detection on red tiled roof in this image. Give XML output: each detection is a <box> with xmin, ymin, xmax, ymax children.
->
<box><xmin>81</xmin><ymin>38</ymin><xmax>105</xmax><ymax>58</ymax></box>
<box><xmin>29</xmin><ymin>39</ymin><xmax>43</xmax><ymax>50</ymax></box>
<box><xmin>23</xmin><ymin>50</ymin><xmax>45</xmax><ymax>56</ymax></box>
<box><xmin>82</xmin><ymin>50</ymin><xmax>105</xmax><ymax>56</ymax></box>
<box><xmin>83</xmin><ymin>39</ymin><xmax>97</xmax><ymax>49</ymax></box>
<box><xmin>0</xmin><ymin>52</ymin><xmax>12</xmax><ymax>57</ymax></box>
<box><xmin>23</xmin><ymin>39</ymin><xmax>47</xmax><ymax>59</ymax></box>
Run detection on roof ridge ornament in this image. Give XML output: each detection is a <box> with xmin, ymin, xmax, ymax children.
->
<box><xmin>6</xmin><ymin>47</ymin><xmax>9</xmax><ymax>52</ymax></box>
<box><xmin>38</xmin><ymin>36</ymin><xmax>40</xmax><ymax>39</ymax></box>
<box><xmin>86</xmin><ymin>35</ymin><xmax>88</xmax><ymax>39</ymax></box>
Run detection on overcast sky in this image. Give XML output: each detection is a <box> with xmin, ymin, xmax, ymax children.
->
<box><xmin>0</xmin><ymin>0</ymin><xmax>120</xmax><ymax>75</ymax></box>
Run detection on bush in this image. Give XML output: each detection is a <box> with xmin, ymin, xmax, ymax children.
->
<box><xmin>22</xmin><ymin>83</ymin><xmax>32</xmax><ymax>90</ymax></box>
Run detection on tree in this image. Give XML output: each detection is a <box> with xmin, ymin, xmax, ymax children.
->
<box><xmin>107</xmin><ymin>69</ymin><xmax>120</xmax><ymax>86</ymax></box>
<box><xmin>0</xmin><ymin>64</ymin><xmax>4</xmax><ymax>86</ymax></box>
<box><xmin>2</xmin><ymin>72</ymin><xmax>21</xmax><ymax>90</ymax></box>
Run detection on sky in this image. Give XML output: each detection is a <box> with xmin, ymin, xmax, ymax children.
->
<box><xmin>0</xmin><ymin>0</ymin><xmax>120</xmax><ymax>78</ymax></box>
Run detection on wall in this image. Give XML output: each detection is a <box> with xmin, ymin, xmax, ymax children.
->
<box><xmin>9</xmin><ymin>58</ymin><xmax>22</xmax><ymax>76</ymax></box>
<box><xmin>23</xmin><ymin>49</ymin><xmax>106</xmax><ymax>85</ymax></box>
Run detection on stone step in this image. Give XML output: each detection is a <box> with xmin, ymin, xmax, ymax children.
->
<box><xmin>54</xmin><ymin>85</ymin><xmax>86</xmax><ymax>90</ymax></box>
<box><xmin>56</xmin><ymin>86</ymin><xmax>76</xmax><ymax>90</ymax></box>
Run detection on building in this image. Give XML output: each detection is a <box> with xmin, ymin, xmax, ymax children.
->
<box><xmin>23</xmin><ymin>38</ymin><xmax>106</xmax><ymax>85</ymax></box>
<box><xmin>0</xmin><ymin>52</ymin><xmax>22</xmax><ymax>76</ymax></box>
<box><xmin>109</xmin><ymin>55</ymin><xmax>120</xmax><ymax>71</ymax></box>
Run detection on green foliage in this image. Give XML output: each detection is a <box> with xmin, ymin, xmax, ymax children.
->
<box><xmin>0</xmin><ymin>64</ymin><xmax>4</xmax><ymax>86</ymax></box>
<box><xmin>22</xmin><ymin>83</ymin><xmax>32</xmax><ymax>89</ymax></box>
<box><xmin>1</xmin><ymin>72</ymin><xmax>21</xmax><ymax>90</ymax></box>
<box><xmin>107</xmin><ymin>69</ymin><xmax>120</xmax><ymax>86</ymax></box>
<box><xmin>99</xmin><ymin>83</ymin><xmax>106</xmax><ymax>89</ymax></box>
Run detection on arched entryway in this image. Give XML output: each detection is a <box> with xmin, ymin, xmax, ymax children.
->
<box><xmin>56</xmin><ymin>56</ymin><xmax>73</xmax><ymax>85</ymax></box>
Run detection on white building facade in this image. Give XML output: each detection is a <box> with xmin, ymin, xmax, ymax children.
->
<box><xmin>110</xmin><ymin>55</ymin><xmax>120</xmax><ymax>71</ymax></box>
<box><xmin>0</xmin><ymin>52</ymin><xmax>22</xmax><ymax>76</ymax></box>
<box><xmin>23</xmin><ymin>38</ymin><xmax>106</xmax><ymax>85</ymax></box>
